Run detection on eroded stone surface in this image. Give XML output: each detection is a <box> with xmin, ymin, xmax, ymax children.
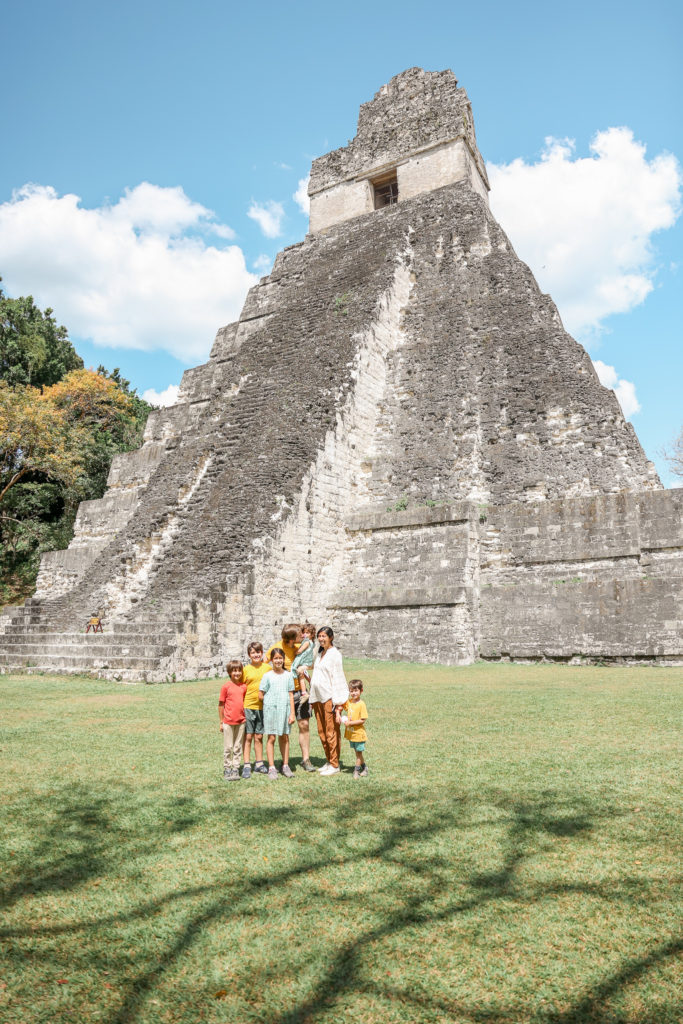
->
<box><xmin>1</xmin><ymin>68</ymin><xmax>679</xmax><ymax>679</ymax></box>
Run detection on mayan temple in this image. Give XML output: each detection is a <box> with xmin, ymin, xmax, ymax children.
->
<box><xmin>1</xmin><ymin>68</ymin><xmax>681</xmax><ymax>679</ymax></box>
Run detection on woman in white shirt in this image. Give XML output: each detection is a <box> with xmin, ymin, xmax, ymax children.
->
<box><xmin>309</xmin><ymin>626</ymin><xmax>349</xmax><ymax>776</ymax></box>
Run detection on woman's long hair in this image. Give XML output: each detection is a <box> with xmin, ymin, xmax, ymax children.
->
<box><xmin>317</xmin><ymin>626</ymin><xmax>334</xmax><ymax>654</ymax></box>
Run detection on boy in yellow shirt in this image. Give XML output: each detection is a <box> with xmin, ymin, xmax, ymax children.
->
<box><xmin>242</xmin><ymin>641</ymin><xmax>270</xmax><ymax>778</ymax></box>
<box><xmin>265</xmin><ymin>623</ymin><xmax>300</xmax><ymax>669</ymax></box>
<box><xmin>339</xmin><ymin>679</ymin><xmax>369</xmax><ymax>779</ymax></box>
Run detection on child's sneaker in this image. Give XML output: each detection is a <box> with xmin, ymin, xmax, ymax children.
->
<box><xmin>227</xmin><ymin>768</ymin><xmax>240</xmax><ymax>781</ymax></box>
<box><xmin>359</xmin><ymin>764</ymin><xmax>369</xmax><ymax>777</ymax></box>
<box><xmin>267</xmin><ymin>766</ymin><xmax>278</xmax><ymax>780</ymax></box>
<box><xmin>302</xmin><ymin>759</ymin><xmax>316</xmax><ymax>772</ymax></box>
<box><xmin>254</xmin><ymin>762</ymin><xmax>268</xmax><ymax>774</ymax></box>
<box><xmin>353</xmin><ymin>766</ymin><xmax>361</xmax><ymax>779</ymax></box>
<box><xmin>223</xmin><ymin>768</ymin><xmax>231</xmax><ymax>780</ymax></box>
<box><xmin>241</xmin><ymin>763</ymin><xmax>251</xmax><ymax>779</ymax></box>
<box><xmin>317</xmin><ymin>762</ymin><xmax>331</xmax><ymax>773</ymax></box>
<box><xmin>281</xmin><ymin>764</ymin><xmax>294</xmax><ymax>778</ymax></box>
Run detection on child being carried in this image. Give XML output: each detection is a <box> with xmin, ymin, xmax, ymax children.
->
<box><xmin>290</xmin><ymin>621</ymin><xmax>316</xmax><ymax>704</ymax></box>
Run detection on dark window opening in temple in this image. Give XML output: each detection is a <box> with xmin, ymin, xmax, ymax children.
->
<box><xmin>373</xmin><ymin>174</ymin><xmax>399</xmax><ymax>209</ymax></box>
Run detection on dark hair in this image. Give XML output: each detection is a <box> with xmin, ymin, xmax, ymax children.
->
<box><xmin>226</xmin><ymin>659</ymin><xmax>244</xmax><ymax>682</ymax></box>
<box><xmin>281</xmin><ymin>623</ymin><xmax>300</xmax><ymax>644</ymax></box>
<box><xmin>301</xmin><ymin>622</ymin><xmax>316</xmax><ymax>637</ymax></box>
<box><xmin>349</xmin><ymin>678</ymin><xmax>363</xmax><ymax>692</ymax></box>
<box><xmin>317</xmin><ymin>625</ymin><xmax>334</xmax><ymax>652</ymax></box>
<box><xmin>247</xmin><ymin>641</ymin><xmax>263</xmax><ymax>654</ymax></box>
<box><xmin>270</xmin><ymin>647</ymin><xmax>286</xmax><ymax>663</ymax></box>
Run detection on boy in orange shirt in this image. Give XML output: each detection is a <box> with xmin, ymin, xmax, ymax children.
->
<box><xmin>218</xmin><ymin>660</ymin><xmax>247</xmax><ymax>781</ymax></box>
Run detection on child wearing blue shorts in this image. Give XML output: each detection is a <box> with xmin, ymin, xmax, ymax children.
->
<box><xmin>339</xmin><ymin>678</ymin><xmax>368</xmax><ymax>779</ymax></box>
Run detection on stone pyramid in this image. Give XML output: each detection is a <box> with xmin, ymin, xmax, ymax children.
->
<box><xmin>1</xmin><ymin>68</ymin><xmax>680</xmax><ymax>678</ymax></box>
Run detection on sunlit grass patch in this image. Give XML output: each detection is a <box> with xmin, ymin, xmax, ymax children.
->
<box><xmin>0</xmin><ymin>662</ymin><xmax>681</xmax><ymax>1023</ymax></box>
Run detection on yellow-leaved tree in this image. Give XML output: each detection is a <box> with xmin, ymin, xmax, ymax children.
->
<box><xmin>0</xmin><ymin>382</ymin><xmax>85</xmax><ymax>506</ymax></box>
<box><xmin>45</xmin><ymin>367</ymin><xmax>134</xmax><ymax>425</ymax></box>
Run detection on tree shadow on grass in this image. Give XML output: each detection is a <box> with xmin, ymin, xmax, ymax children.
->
<box><xmin>265</xmin><ymin>795</ymin><xmax>676</xmax><ymax>1024</ymax></box>
<box><xmin>375</xmin><ymin>935</ymin><xmax>682</xmax><ymax>1024</ymax></box>
<box><xmin>0</xmin><ymin>784</ymin><xmax>677</xmax><ymax>1024</ymax></box>
<box><xmin>0</xmin><ymin>786</ymin><xmax>201</xmax><ymax>912</ymax></box>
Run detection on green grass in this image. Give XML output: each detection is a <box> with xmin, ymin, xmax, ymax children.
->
<box><xmin>0</xmin><ymin>661</ymin><xmax>681</xmax><ymax>1024</ymax></box>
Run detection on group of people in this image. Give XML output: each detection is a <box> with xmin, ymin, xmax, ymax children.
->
<box><xmin>218</xmin><ymin>623</ymin><xmax>369</xmax><ymax>781</ymax></box>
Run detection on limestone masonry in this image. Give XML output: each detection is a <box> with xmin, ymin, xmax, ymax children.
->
<box><xmin>1</xmin><ymin>68</ymin><xmax>680</xmax><ymax>678</ymax></box>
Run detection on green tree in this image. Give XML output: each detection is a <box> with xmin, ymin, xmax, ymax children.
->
<box><xmin>0</xmin><ymin>382</ymin><xmax>87</xmax><ymax>603</ymax></box>
<box><xmin>0</xmin><ymin>307</ymin><xmax>152</xmax><ymax>603</ymax></box>
<box><xmin>0</xmin><ymin>280</ymin><xmax>83</xmax><ymax>388</ymax></box>
<box><xmin>96</xmin><ymin>364</ymin><xmax>153</xmax><ymax>431</ymax></box>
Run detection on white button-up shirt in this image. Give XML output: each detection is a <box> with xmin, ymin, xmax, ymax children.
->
<box><xmin>309</xmin><ymin>646</ymin><xmax>347</xmax><ymax>706</ymax></box>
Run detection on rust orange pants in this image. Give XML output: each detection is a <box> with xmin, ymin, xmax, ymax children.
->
<box><xmin>312</xmin><ymin>699</ymin><xmax>340</xmax><ymax>768</ymax></box>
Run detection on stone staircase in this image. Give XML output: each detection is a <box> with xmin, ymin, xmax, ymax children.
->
<box><xmin>0</xmin><ymin>599</ymin><xmax>182</xmax><ymax>682</ymax></box>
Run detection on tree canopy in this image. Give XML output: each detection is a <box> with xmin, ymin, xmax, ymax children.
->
<box><xmin>0</xmin><ymin>382</ymin><xmax>84</xmax><ymax>504</ymax></box>
<box><xmin>0</xmin><ymin>286</ymin><xmax>152</xmax><ymax>605</ymax></box>
<box><xmin>0</xmin><ymin>281</ymin><xmax>83</xmax><ymax>389</ymax></box>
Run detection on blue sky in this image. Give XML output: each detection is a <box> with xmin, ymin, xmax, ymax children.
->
<box><xmin>1</xmin><ymin>0</ymin><xmax>681</xmax><ymax>483</ymax></box>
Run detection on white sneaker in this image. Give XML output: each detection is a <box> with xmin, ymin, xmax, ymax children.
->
<box><xmin>321</xmin><ymin>765</ymin><xmax>340</xmax><ymax>776</ymax></box>
<box><xmin>317</xmin><ymin>762</ymin><xmax>331</xmax><ymax>773</ymax></box>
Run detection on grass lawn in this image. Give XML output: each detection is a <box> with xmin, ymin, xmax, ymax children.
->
<box><xmin>0</xmin><ymin>661</ymin><xmax>681</xmax><ymax>1024</ymax></box>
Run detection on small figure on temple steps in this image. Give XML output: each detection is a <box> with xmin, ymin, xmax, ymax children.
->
<box><xmin>85</xmin><ymin>612</ymin><xmax>103</xmax><ymax>633</ymax></box>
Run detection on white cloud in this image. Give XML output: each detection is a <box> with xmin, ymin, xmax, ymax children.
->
<box><xmin>275</xmin><ymin>162</ymin><xmax>292</xmax><ymax>171</ymax></box>
<box><xmin>142</xmin><ymin>384</ymin><xmax>180</xmax><ymax>407</ymax></box>
<box><xmin>0</xmin><ymin>183</ymin><xmax>257</xmax><ymax>361</ymax></box>
<box><xmin>209</xmin><ymin>223</ymin><xmax>236</xmax><ymax>240</ymax></box>
<box><xmin>112</xmin><ymin>182</ymin><xmax>209</xmax><ymax>235</ymax></box>
<box><xmin>592</xmin><ymin>359</ymin><xmax>641</xmax><ymax>418</ymax></box>
<box><xmin>294</xmin><ymin>175</ymin><xmax>310</xmax><ymax>216</ymax></box>
<box><xmin>247</xmin><ymin>200</ymin><xmax>284</xmax><ymax>238</ymax></box>
<box><xmin>487</xmin><ymin>129</ymin><xmax>681</xmax><ymax>341</ymax></box>
<box><xmin>252</xmin><ymin>254</ymin><xmax>273</xmax><ymax>274</ymax></box>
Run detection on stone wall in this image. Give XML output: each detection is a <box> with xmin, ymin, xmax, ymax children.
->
<box><xmin>161</xmin><ymin>262</ymin><xmax>416</xmax><ymax>678</ymax></box>
<box><xmin>332</xmin><ymin>504</ymin><xmax>478</xmax><ymax>664</ymax></box>
<box><xmin>34</xmin><ymin>441</ymin><xmax>168</xmax><ymax>599</ymax></box>
<box><xmin>325</xmin><ymin>490</ymin><xmax>682</xmax><ymax>665</ymax></box>
<box><xmin>480</xmin><ymin>577</ymin><xmax>680</xmax><ymax>661</ymax></box>
<box><xmin>309</xmin><ymin>68</ymin><xmax>487</xmax><ymax>194</ymax></box>
<box><xmin>309</xmin><ymin>68</ymin><xmax>489</xmax><ymax>233</ymax></box>
<box><xmin>479</xmin><ymin>490</ymin><xmax>683</xmax><ymax>662</ymax></box>
<box><xmin>398</xmin><ymin>138</ymin><xmax>489</xmax><ymax>205</ymax></box>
